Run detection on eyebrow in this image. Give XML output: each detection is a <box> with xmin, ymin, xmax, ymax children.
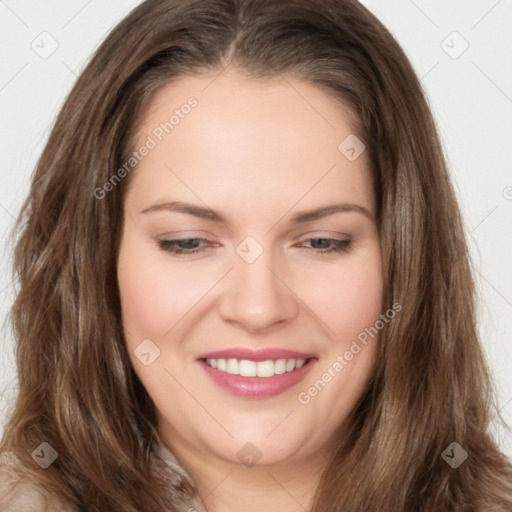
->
<box><xmin>140</xmin><ymin>201</ymin><xmax>374</xmax><ymax>224</ymax></box>
<box><xmin>141</xmin><ymin>201</ymin><xmax>227</xmax><ymax>222</ymax></box>
<box><xmin>289</xmin><ymin>203</ymin><xmax>374</xmax><ymax>223</ymax></box>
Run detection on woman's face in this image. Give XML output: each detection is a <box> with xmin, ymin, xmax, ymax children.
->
<box><xmin>117</xmin><ymin>69</ymin><xmax>383</xmax><ymax>467</ymax></box>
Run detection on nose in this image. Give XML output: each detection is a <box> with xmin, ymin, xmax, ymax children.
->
<box><xmin>218</xmin><ymin>247</ymin><xmax>299</xmax><ymax>334</ymax></box>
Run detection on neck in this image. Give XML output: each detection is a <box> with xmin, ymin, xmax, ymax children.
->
<box><xmin>163</xmin><ymin>434</ymin><xmax>330</xmax><ymax>512</ymax></box>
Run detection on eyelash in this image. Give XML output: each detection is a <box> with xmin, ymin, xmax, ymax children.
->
<box><xmin>157</xmin><ymin>237</ymin><xmax>352</xmax><ymax>256</ymax></box>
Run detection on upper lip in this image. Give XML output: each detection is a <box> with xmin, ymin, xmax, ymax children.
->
<box><xmin>196</xmin><ymin>348</ymin><xmax>317</xmax><ymax>362</ymax></box>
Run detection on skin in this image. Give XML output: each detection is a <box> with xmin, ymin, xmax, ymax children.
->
<box><xmin>117</xmin><ymin>68</ymin><xmax>383</xmax><ymax>512</ymax></box>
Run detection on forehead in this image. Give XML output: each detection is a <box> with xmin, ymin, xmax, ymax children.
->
<box><xmin>126</xmin><ymin>69</ymin><xmax>374</xmax><ymax>218</ymax></box>
<box><xmin>138</xmin><ymin>68</ymin><xmax>360</xmax><ymax>150</ymax></box>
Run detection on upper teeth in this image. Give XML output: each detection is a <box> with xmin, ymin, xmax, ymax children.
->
<box><xmin>205</xmin><ymin>358</ymin><xmax>307</xmax><ymax>377</ymax></box>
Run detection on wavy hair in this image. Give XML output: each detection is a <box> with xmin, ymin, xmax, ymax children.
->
<box><xmin>2</xmin><ymin>0</ymin><xmax>511</xmax><ymax>510</ymax></box>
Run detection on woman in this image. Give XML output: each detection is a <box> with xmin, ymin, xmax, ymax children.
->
<box><xmin>1</xmin><ymin>0</ymin><xmax>511</xmax><ymax>510</ymax></box>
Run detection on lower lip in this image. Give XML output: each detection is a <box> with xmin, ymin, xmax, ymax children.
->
<box><xmin>198</xmin><ymin>359</ymin><xmax>317</xmax><ymax>399</ymax></box>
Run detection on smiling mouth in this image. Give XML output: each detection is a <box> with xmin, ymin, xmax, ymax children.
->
<box><xmin>198</xmin><ymin>354</ymin><xmax>317</xmax><ymax>398</ymax></box>
<box><xmin>202</xmin><ymin>357</ymin><xmax>313</xmax><ymax>377</ymax></box>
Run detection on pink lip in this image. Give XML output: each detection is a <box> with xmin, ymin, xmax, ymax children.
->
<box><xmin>196</xmin><ymin>348</ymin><xmax>316</xmax><ymax>362</ymax></box>
<box><xmin>196</xmin><ymin>348</ymin><xmax>317</xmax><ymax>399</ymax></box>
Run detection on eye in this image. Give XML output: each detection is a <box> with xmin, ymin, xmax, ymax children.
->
<box><xmin>299</xmin><ymin>237</ymin><xmax>351</xmax><ymax>254</ymax></box>
<box><xmin>158</xmin><ymin>237</ymin><xmax>211</xmax><ymax>255</ymax></box>
<box><xmin>157</xmin><ymin>236</ymin><xmax>351</xmax><ymax>256</ymax></box>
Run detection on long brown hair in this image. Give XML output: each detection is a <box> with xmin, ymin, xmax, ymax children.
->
<box><xmin>2</xmin><ymin>0</ymin><xmax>511</xmax><ymax>510</ymax></box>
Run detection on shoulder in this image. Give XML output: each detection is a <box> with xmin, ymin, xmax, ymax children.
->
<box><xmin>0</xmin><ymin>451</ymin><xmax>78</xmax><ymax>512</ymax></box>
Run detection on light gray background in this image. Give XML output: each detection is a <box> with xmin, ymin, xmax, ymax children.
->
<box><xmin>1</xmin><ymin>0</ymin><xmax>511</xmax><ymax>457</ymax></box>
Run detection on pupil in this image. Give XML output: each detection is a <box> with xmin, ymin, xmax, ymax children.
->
<box><xmin>312</xmin><ymin>238</ymin><xmax>329</xmax><ymax>248</ymax></box>
<box><xmin>180</xmin><ymin>238</ymin><xmax>199</xmax><ymax>249</ymax></box>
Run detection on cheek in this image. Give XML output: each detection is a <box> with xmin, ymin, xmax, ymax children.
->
<box><xmin>294</xmin><ymin>255</ymin><xmax>383</xmax><ymax>440</ymax></box>
<box><xmin>117</xmin><ymin>235</ymin><xmax>190</xmax><ymax>345</ymax></box>
<box><xmin>117</xmin><ymin>230</ymin><xmax>223</xmax><ymax>344</ymax></box>
<box><xmin>300</xmin><ymin>246</ymin><xmax>384</xmax><ymax>346</ymax></box>
<box><xmin>333</xmin><ymin>269</ymin><xmax>383</xmax><ymax>342</ymax></box>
